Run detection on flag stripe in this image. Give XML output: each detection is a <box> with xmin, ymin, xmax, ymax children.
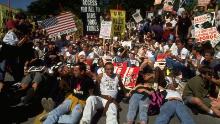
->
<box><xmin>47</xmin><ymin>21</ymin><xmax>76</xmax><ymax>33</ymax></box>
<box><xmin>48</xmin><ymin>24</ymin><xmax>76</xmax><ymax>34</ymax></box>
<box><xmin>48</xmin><ymin>26</ymin><xmax>76</xmax><ymax>35</ymax></box>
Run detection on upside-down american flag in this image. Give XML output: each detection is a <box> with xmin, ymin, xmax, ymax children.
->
<box><xmin>39</xmin><ymin>12</ymin><xmax>77</xmax><ymax>38</ymax></box>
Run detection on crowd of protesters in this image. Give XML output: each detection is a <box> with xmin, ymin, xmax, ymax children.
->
<box><xmin>0</xmin><ymin>1</ymin><xmax>220</xmax><ymax>124</ymax></box>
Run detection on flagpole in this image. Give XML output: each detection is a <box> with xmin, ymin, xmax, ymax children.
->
<box><xmin>8</xmin><ymin>0</ymin><xmax>11</xmax><ymax>17</ymax></box>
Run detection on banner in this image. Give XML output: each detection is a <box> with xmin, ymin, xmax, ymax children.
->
<box><xmin>122</xmin><ymin>67</ymin><xmax>140</xmax><ymax>89</ymax></box>
<box><xmin>113</xmin><ymin>62</ymin><xmax>139</xmax><ymax>89</ymax></box>
<box><xmin>194</xmin><ymin>12</ymin><xmax>219</xmax><ymax>43</ymax></box>
<box><xmin>39</xmin><ymin>12</ymin><xmax>77</xmax><ymax>38</ymax></box>
<box><xmin>110</xmin><ymin>10</ymin><xmax>126</xmax><ymax>37</ymax></box>
<box><xmin>163</xmin><ymin>0</ymin><xmax>175</xmax><ymax>12</ymax></box>
<box><xmin>113</xmin><ymin>62</ymin><xmax>127</xmax><ymax>78</ymax></box>
<box><xmin>132</xmin><ymin>11</ymin><xmax>143</xmax><ymax>23</ymax></box>
<box><xmin>198</xmin><ymin>0</ymin><xmax>211</xmax><ymax>6</ymax></box>
<box><xmin>99</xmin><ymin>21</ymin><xmax>112</xmax><ymax>39</ymax></box>
<box><xmin>81</xmin><ymin>0</ymin><xmax>101</xmax><ymax>35</ymax></box>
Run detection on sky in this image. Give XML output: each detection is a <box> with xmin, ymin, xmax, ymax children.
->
<box><xmin>0</xmin><ymin>0</ymin><xmax>35</xmax><ymax>10</ymax></box>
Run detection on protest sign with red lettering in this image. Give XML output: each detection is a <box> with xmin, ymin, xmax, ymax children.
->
<box><xmin>113</xmin><ymin>62</ymin><xmax>139</xmax><ymax>89</ymax></box>
<box><xmin>113</xmin><ymin>62</ymin><xmax>127</xmax><ymax>78</ymax></box>
<box><xmin>122</xmin><ymin>67</ymin><xmax>140</xmax><ymax>89</ymax></box>
<box><xmin>194</xmin><ymin>12</ymin><xmax>219</xmax><ymax>44</ymax></box>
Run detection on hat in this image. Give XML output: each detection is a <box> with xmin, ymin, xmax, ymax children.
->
<box><xmin>6</xmin><ymin>20</ymin><xmax>16</xmax><ymax>30</ymax></box>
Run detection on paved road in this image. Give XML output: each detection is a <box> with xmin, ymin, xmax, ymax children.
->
<box><xmin>19</xmin><ymin>102</ymin><xmax>220</xmax><ymax>124</ymax></box>
<box><xmin>2</xmin><ymin>73</ymin><xmax>220</xmax><ymax>124</ymax></box>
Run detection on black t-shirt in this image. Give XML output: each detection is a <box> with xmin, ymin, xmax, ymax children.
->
<box><xmin>70</xmin><ymin>75</ymin><xmax>95</xmax><ymax>100</ymax></box>
<box><xmin>177</xmin><ymin>17</ymin><xmax>192</xmax><ymax>35</ymax></box>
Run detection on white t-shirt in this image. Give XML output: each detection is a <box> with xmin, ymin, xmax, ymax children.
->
<box><xmin>100</xmin><ymin>73</ymin><xmax>119</xmax><ymax>98</ymax></box>
<box><xmin>3</xmin><ymin>30</ymin><xmax>19</xmax><ymax>46</ymax></box>
<box><xmin>165</xmin><ymin>89</ymin><xmax>182</xmax><ymax>100</ymax></box>
<box><xmin>163</xmin><ymin>43</ymin><xmax>178</xmax><ymax>55</ymax></box>
<box><xmin>179</xmin><ymin>48</ymin><xmax>189</xmax><ymax>60</ymax></box>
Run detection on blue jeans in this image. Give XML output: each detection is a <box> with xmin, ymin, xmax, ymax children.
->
<box><xmin>155</xmin><ymin>100</ymin><xmax>195</xmax><ymax>124</ymax></box>
<box><xmin>166</xmin><ymin>58</ymin><xmax>192</xmax><ymax>79</ymax></box>
<box><xmin>127</xmin><ymin>93</ymin><xmax>150</xmax><ymax>123</ymax></box>
<box><xmin>43</xmin><ymin>99</ymin><xmax>83</xmax><ymax>124</ymax></box>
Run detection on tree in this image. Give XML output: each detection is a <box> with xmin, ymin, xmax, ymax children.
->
<box><xmin>27</xmin><ymin>0</ymin><xmax>82</xmax><ymax>18</ymax></box>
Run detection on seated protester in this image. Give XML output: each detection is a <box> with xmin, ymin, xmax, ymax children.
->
<box><xmin>127</xmin><ymin>50</ymin><xmax>140</xmax><ymax>67</ymax></box>
<box><xmin>113</xmin><ymin>47</ymin><xmax>129</xmax><ymax>63</ymax></box>
<box><xmin>165</xmin><ymin>69</ymin><xmax>186</xmax><ymax>95</ymax></box>
<box><xmin>155</xmin><ymin>83</ymin><xmax>195</xmax><ymax>124</ymax></box>
<box><xmin>210</xmin><ymin>64</ymin><xmax>220</xmax><ymax>117</ymax></box>
<box><xmin>50</xmin><ymin>65</ymin><xmax>72</xmax><ymax>106</ymax></box>
<box><xmin>79</xmin><ymin>43</ymin><xmax>95</xmax><ymax>59</ymax></box>
<box><xmin>187</xmin><ymin>46</ymin><xmax>204</xmax><ymax>75</ymax></box>
<box><xmin>166</xmin><ymin>41</ymin><xmax>193</xmax><ymax>80</ymax></box>
<box><xmin>182</xmin><ymin>66</ymin><xmax>217</xmax><ymax>116</ymax></box>
<box><xmin>13</xmin><ymin>42</ymin><xmax>44</xmax><ymax>107</ymax></box>
<box><xmin>14</xmin><ymin>68</ymin><xmax>46</xmax><ymax>107</ymax></box>
<box><xmin>63</xmin><ymin>44</ymin><xmax>77</xmax><ymax>64</ymax></box>
<box><xmin>126</xmin><ymin>65</ymin><xmax>155</xmax><ymax>124</ymax></box>
<box><xmin>44</xmin><ymin>42</ymin><xmax>59</xmax><ymax>67</ymax></box>
<box><xmin>80</xmin><ymin>62</ymin><xmax>125</xmax><ymax>124</ymax></box>
<box><xmin>163</xmin><ymin>39</ymin><xmax>177</xmax><ymax>55</ymax></box>
<box><xmin>201</xmin><ymin>50</ymin><xmax>220</xmax><ymax>70</ymax></box>
<box><xmin>43</xmin><ymin>62</ymin><xmax>95</xmax><ymax>124</ymax></box>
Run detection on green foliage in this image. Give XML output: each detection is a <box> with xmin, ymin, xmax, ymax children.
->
<box><xmin>27</xmin><ymin>0</ymin><xmax>82</xmax><ymax>17</ymax></box>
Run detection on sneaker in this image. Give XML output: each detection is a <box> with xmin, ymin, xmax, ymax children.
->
<box><xmin>47</xmin><ymin>98</ymin><xmax>55</xmax><ymax>112</ymax></box>
<box><xmin>41</xmin><ymin>98</ymin><xmax>49</xmax><ymax>112</ymax></box>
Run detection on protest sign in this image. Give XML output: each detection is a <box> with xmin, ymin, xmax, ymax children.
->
<box><xmin>110</xmin><ymin>10</ymin><xmax>126</xmax><ymax>37</ymax></box>
<box><xmin>113</xmin><ymin>62</ymin><xmax>139</xmax><ymax>89</ymax></box>
<box><xmin>198</xmin><ymin>0</ymin><xmax>211</xmax><ymax>6</ymax></box>
<box><xmin>194</xmin><ymin>12</ymin><xmax>219</xmax><ymax>43</ymax></box>
<box><xmin>122</xmin><ymin>67</ymin><xmax>140</xmax><ymax>89</ymax></box>
<box><xmin>99</xmin><ymin>21</ymin><xmax>112</xmax><ymax>39</ymax></box>
<box><xmin>132</xmin><ymin>11</ymin><xmax>143</xmax><ymax>23</ymax></box>
<box><xmin>81</xmin><ymin>0</ymin><xmax>100</xmax><ymax>35</ymax></box>
<box><xmin>163</xmin><ymin>0</ymin><xmax>175</xmax><ymax>12</ymax></box>
<box><xmin>113</xmin><ymin>62</ymin><xmax>128</xmax><ymax>78</ymax></box>
<box><xmin>146</xmin><ymin>11</ymin><xmax>154</xmax><ymax>20</ymax></box>
<box><xmin>211</xmin><ymin>33</ymin><xmax>220</xmax><ymax>47</ymax></box>
<box><xmin>121</xmin><ymin>41</ymin><xmax>132</xmax><ymax>49</ymax></box>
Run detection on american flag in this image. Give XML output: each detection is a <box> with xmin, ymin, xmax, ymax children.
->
<box><xmin>40</xmin><ymin>12</ymin><xmax>77</xmax><ymax>37</ymax></box>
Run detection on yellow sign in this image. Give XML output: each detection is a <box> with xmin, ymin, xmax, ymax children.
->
<box><xmin>110</xmin><ymin>10</ymin><xmax>126</xmax><ymax>37</ymax></box>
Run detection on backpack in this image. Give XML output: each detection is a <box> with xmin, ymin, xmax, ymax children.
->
<box><xmin>148</xmin><ymin>90</ymin><xmax>165</xmax><ymax>115</ymax></box>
